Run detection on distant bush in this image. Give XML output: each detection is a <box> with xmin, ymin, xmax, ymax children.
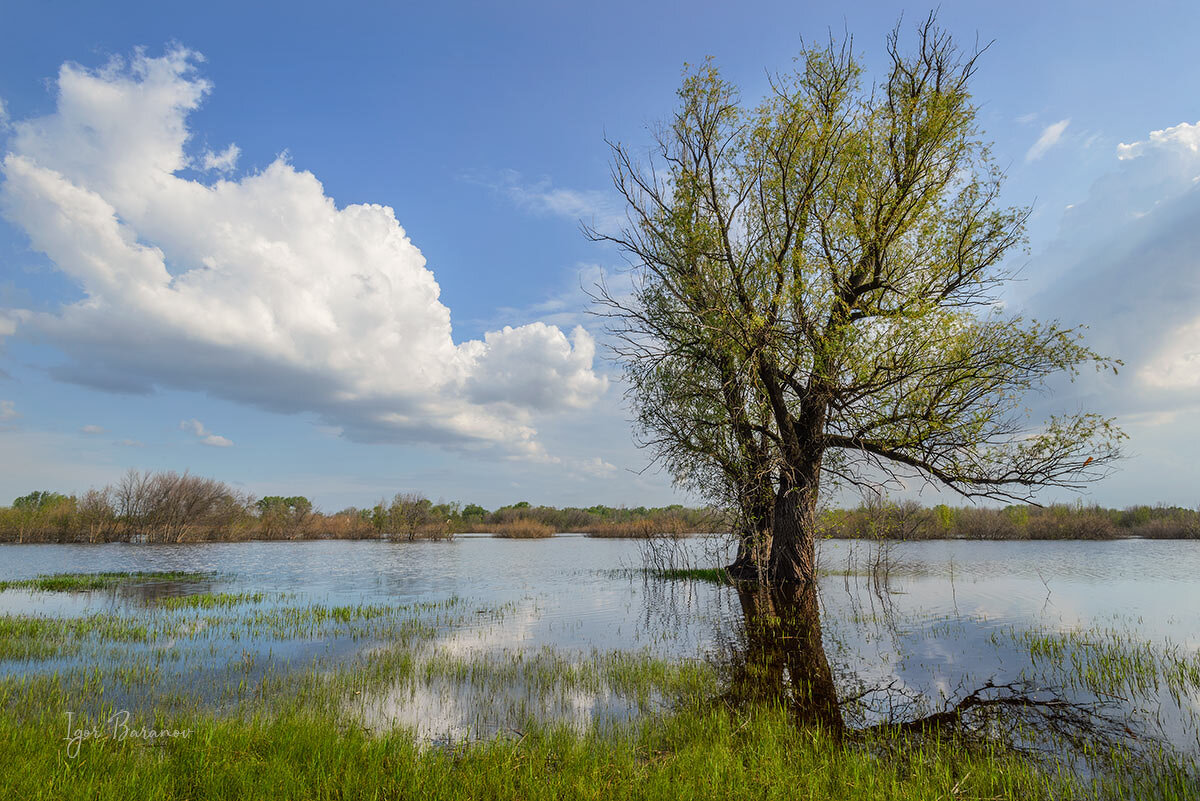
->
<box><xmin>584</xmin><ymin>516</ymin><xmax>689</xmax><ymax>538</ymax></box>
<box><xmin>491</xmin><ymin>520</ymin><xmax>555</xmax><ymax>538</ymax></box>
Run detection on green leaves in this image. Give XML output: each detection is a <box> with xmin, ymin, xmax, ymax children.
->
<box><xmin>594</xmin><ymin>14</ymin><xmax>1123</xmax><ymax>554</ymax></box>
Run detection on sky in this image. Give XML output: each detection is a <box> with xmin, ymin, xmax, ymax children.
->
<box><xmin>0</xmin><ymin>0</ymin><xmax>1198</xmax><ymax>512</ymax></box>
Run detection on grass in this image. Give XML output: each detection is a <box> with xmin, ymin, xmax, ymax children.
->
<box><xmin>7</xmin><ymin>704</ymin><xmax>1178</xmax><ymax>801</ymax></box>
<box><xmin>0</xmin><ymin>571</ymin><xmax>212</xmax><ymax>592</ymax></box>
<box><xmin>157</xmin><ymin>592</ymin><xmax>267</xmax><ymax>610</ymax></box>
<box><xmin>1004</xmin><ymin>625</ymin><xmax>1200</xmax><ymax>707</ymax></box>
<box><xmin>649</xmin><ymin>567</ymin><xmax>732</xmax><ymax>584</ymax></box>
<box><xmin>0</xmin><ymin>614</ymin><xmax>158</xmax><ymax>660</ymax></box>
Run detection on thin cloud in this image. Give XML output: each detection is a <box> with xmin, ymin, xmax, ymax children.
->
<box><xmin>1026</xmin><ymin>119</ymin><xmax>1070</xmax><ymax>162</ymax></box>
<box><xmin>475</xmin><ymin>169</ymin><xmax>626</xmax><ymax>234</ymax></box>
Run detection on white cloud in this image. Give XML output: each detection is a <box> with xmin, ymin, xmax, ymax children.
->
<box><xmin>80</xmin><ymin>424</ymin><xmax>105</xmax><ymax>434</ymax></box>
<box><xmin>181</xmin><ymin>418</ymin><xmax>233</xmax><ymax>447</ymax></box>
<box><xmin>0</xmin><ymin>400</ymin><xmax>16</xmax><ymax>420</ymax></box>
<box><xmin>574</xmin><ymin>456</ymin><xmax>617</xmax><ymax>478</ymax></box>
<box><xmin>0</xmin><ymin>48</ymin><xmax>606</xmax><ymax>458</ymax></box>
<box><xmin>117</xmin><ymin>438</ymin><xmax>143</xmax><ymax>447</ymax></box>
<box><xmin>198</xmin><ymin>142</ymin><xmax>239</xmax><ymax>172</ymax></box>
<box><xmin>1025</xmin><ymin>119</ymin><xmax>1070</xmax><ymax>162</ymax></box>
<box><xmin>0</xmin><ymin>98</ymin><xmax>8</xmax><ymax>129</ymax></box>
<box><xmin>1116</xmin><ymin>120</ymin><xmax>1200</xmax><ymax>161</ymax></box>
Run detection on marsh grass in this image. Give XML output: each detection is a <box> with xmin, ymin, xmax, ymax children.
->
<box><xmin>157</xmin><ymin>592</ymin><xmax>268</xmax><ymax>610</ymax></box>
<box><xmin>0</xmin><ymin>571</ymin><xmax>213</xmax><ymax>592</ymax></box>
<box><xmin>4</xmin><ymin>700</ymin><xmax>1195</xmax><ymax>800</ymax></box>
<box><xmin>1005</xmin><ymin>626</ymin><xmax>1200</xmax><ymax>707</ymax></box>
<box><xmin>649</xmin><ymin>567</ymin><xmax>732</xmax><ymax>584</ymax></box>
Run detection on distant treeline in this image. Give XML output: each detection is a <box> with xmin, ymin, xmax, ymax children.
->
<box><xmin>819</xmin><ymin>500</ymin><xmax>1200</xmax><ymax>541</ymax></box>
<box><xmin>1</xmin><ymin>471</ymin><xmax>1196</xmax><ymax>544</ymax></box>
<box><xmin>0</xmin><ymin>471</ymin><xmax>720</xmax><ymax>544</ymax></box>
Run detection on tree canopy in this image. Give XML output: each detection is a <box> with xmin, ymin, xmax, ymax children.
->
<box><xmin>591</xmin><ymin>15</ymin><xmax>1124</xmax><ymax>585</ymax></box>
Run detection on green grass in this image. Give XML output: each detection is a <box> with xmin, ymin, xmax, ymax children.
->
<box><xmin>1003</xmin><ymin>625</ymin><xmax>1200</xmax><ymax>706</ymax></box>
<box><xmin>157</xmin><ymin>592</ymin><xmax>266</xmax><ymax>610</ymax></box>
<box><xmin>5</xmin><ymin>703</ymin><xmax>1194</xmax><ymax>800</ymax></box>
<box><xmin>0</xmin><ymin>614</ymin><xmax>158</xmax><ymax>659</ymax></box>
<box><xmin>649</xmin><ymin>567</ymin><xmax>733</xmax><ymax>584</ymax></box>
<box><xmin>0</xmin><ymin>571</ymin><xmax>212</xmax><ymax>592</ymax></box>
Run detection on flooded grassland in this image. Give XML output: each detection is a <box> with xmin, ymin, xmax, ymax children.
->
<box><xmin>1</xmin><ymin>536</ymin><xmax>1198</xmax><ymax>799</ymax></box>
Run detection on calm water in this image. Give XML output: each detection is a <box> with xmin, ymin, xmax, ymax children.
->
<box><xmin>3</xmin><ymin>535</ymin><xmax>1200</xmax><ymax>752</ymax></box>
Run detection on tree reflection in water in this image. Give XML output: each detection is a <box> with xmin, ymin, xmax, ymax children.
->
<box><xmin>722</xmin><ymin>583</ymin><xmax>844</xmax><ymax>737</ymax></box>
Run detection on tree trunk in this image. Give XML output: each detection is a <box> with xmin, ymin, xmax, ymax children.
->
<box><xmin>726</xmin><ymin>495</ymin><xmax>774</xmax><ymax>581</ymax></box>
<box><xmin>726</xmin><ymin>525</ymin><xmax>772</xmax><ymax>581</ymax></box>
<box><xmin>768</xmin><ymin>464</ymin><xmax>820</xmax><ymax>586</ymax></box>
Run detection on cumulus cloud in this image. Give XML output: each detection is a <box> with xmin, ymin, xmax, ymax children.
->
<box><xmin>199</xmin><ymin>143</ymin><xmax>239</xmax><ymax>172</ymax></box>
<box><xmin>1025</xmin><ymin>119</ymin><xmax>1070</xmax><ymax>162</ymax></box>
<box><xmin>80</xmin><ymin>424</ymin><xmax>105</xmax><ymax>434</ymax></box>
<box><xmin>1116</xmin><ymin>120</ymin><xmax>1200</xmax><ymax>161</ymax></box>
<box><xmin>0</xmin><ymin>48</ymin><xmax>606</xmax><ymax>458</ymax></box>
<box><xmin>181</xmin><ymin>418</ymin><xmax>233</xmax><ymax>447</ymax></box>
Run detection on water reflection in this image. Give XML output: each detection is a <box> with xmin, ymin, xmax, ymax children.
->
<box><xmin>713</xmin><ymin>572</ymin><xmax>1200</xmax><ymax>786</ymax></box>
<box><xmin>721</xmin><ymin>583</ymin><xmax>843</xmax><ymax>736</ymax></box>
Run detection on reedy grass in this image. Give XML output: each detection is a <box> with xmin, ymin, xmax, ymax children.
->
<box><xmin>649</xmin><ymin>567</ymin><xmax>732</xmax><ymax>584</ymax></box>
<box><xmin>5</xmin><ymin>701</ymin><xmax>1192</xmax><ymax>801</ymax></box>
<box><xmin>1005</xmin><ymin>625</ymin><xmax>1200</xmax><ymax>706</ymax></box>
<box><xmin>491</xmin><ymin>520</ymin><xmax>556</xmax><ymax>538</ymax></box>
<box><xmin>157</xmin><ymin>592</ymin><xmax>267</xmax><ymax>610</ymax></box>
<box><xmin>0</xmin><ymin>571</ymin><xmax>212</xmax><ymax>592</ymax></box>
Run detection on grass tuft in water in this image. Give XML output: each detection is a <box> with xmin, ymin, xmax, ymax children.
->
<box><xmin>0</xmin><ymin>571</ymin><xmax>212</xmax><ymax>592</ymax></box>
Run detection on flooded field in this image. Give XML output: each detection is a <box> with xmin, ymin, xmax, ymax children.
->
<box><xmin>2</xmin><ymin>536</ymin><xmax>1199</xmax><ymax>798</ymax></box>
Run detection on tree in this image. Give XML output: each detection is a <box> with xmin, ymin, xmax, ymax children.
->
<box><xmin>12</xmin><ymin>490</ymin><xmax>68</xmax><ymax>510</ymax></box>
<box><xmin>256</xmin><ymin>496</ymin><xmax>314</xmax><ymax>538</ymax></box>
<box><xmin>591</xmin><ymin>15</ymin><xmax>1123</xmax><ymax>585</ymax></box>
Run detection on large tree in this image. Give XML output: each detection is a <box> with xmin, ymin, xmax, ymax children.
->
<box><xmin>591</xmin><ymin>16</ymin><xmax>1123</xmax><ymax>585</ymax></box>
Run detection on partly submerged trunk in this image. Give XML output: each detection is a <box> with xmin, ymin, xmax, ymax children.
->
<box><xmin>767</xmin><ymin>466</ymin><xmax>820</xmax><ymax>586</ymax></box>
<box><xmin>726</xmin><ymin>582</ymin><xmax>843</xmax><ymax>736</ymax></box>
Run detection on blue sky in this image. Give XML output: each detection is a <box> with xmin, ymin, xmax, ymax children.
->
<box><xmin>1</xmin><ymin>0</ymin><xmax>1198</xmax><ymax>511</ymax></box>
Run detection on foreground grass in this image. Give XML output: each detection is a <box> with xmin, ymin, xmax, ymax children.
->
<box><xmin>7</xmin><ymin>703</ymin><xmax>1183</xmax><ymax>801</ymax></box>
<box><xmin>0</xmin><ymin>572</ymin><xmax>212</xmax><ymax>592</ymax></box>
